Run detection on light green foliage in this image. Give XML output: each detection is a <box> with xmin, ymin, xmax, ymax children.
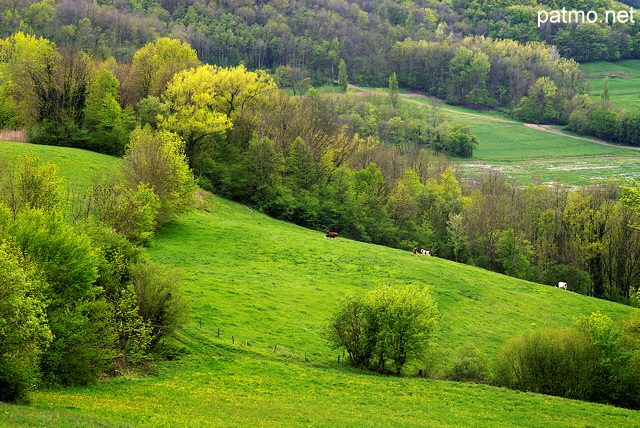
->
<box><xmin>447</xmin><ymin>213</ymin><xmax>467</xmax><ymax>263</ymax></box>
<box><xmin>621</xmin><ymin>179</ymin><xmax>640</xmax><ymax>230</ymax></box>
<box><xmin>366</xmin><ymin>283</ymin><xmax>440</xmax><ymax>374</ymax></box>
<box><xmin>85</xmin><ymin>70</ymin><xmax>122</xmax><ymax>130</ymax></box>
<box><xmin>11</xmin><ymin>209</ymin><xmax>99</xmax><ymax>301</ymax></box>
<box><xmin>90</xmin><ymin>176</ymin><xmax>160</xmax><ymax>244</ymax></box>
<box><xmin>327</xmin><ymin>283</ymin><xmax>440</xmax><ymax>374</ymax></box>
<box><xmin>0</xmin><ymin>32</ymin><xmax>56</xmax><ymax>128</ymax></box>
<box><xmin>131</xmin><ymin>37</ymin><xmax>200</xmax><ymax>100</ymax></box>
<box><xmin>512</xmin><ymin>77</ymin><xmax>559</xmax><ymax>124</ymax></box>
<box><xmin>121</xmin><ymin>127</ymin><xmax>195</xmax><ymax>226</ymax></box>
<box><xmin>7</xmin><ymin>209</ymin><xmax>115</xmax><ymax>387</ymax></box>
<box><xmin>3</xmin><ymin>153</ymin><xmax>63</xmax><ymax>215</ymax></box>
<box><xmin>160</xmin><ymin>64</ymin><xmax>275</xmax><ymax>161</ymax></box>
<box><xmin>0</xmin><ymin>243</ymin><xmax>52</xmax><ymax>403</ymax></box>
<box><xmin>575</xmin><ymin>312</ymin><xmax>640</xmax><ymax>407</ymax></box>
<box><xmin>116</xmin><ymin>283</ymin><xmax>152</xmax><ymax>365</ymax></box>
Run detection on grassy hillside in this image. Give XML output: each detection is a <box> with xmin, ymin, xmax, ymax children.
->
<box><xmin>148</xmin><ymin>198</ymin><xmax>634</xmax><ymax>360</ymax></box>
<box><xmin>581</xmin><ymin>60</ymin><xmax>640</xmax><ymax>111</ymax></box>
<box><xmin>3</xmin><ymin>194</ymin><xmax>639</xmax><ymax>427</ymax></box>
<box><xmin>0</xmin><ymin>140</ymin><xmax>119</xmax><ymax>189</ymax></box>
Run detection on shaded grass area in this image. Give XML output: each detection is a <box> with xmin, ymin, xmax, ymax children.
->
<box><xmin>0</xmin><ymin>140</ymin><xmax>119</xmax><ymax>189</ymax></box>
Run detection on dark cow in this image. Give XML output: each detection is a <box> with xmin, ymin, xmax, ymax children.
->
<box><xmin>325</xmin><ymin>232</ymin><xmax>339</xmax><ymax>238</ymax></box>
<box><xmin>412</xmin><ymin>248</ymin><xmax>419</xmax><ymax>255</ymax></box>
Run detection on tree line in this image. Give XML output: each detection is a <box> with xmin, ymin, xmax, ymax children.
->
<box><xmin>1</xmin><ymin>0</ymin><xmax>636</xmax><ymax>82</ymax></box>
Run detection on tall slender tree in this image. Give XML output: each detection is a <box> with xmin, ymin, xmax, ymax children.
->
<box><xmin>338</xmin><ymin>59</ymin><xmax>348</xmax><ymax>93</ymax></box>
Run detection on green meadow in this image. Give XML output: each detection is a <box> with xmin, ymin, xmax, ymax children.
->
<box><xmin>581</xmin><ymin>60</ymin><xmax>640</xmax><ymax>111</ymax></box>
<box><xmin>397</xmin><ymin>89</ymin><xmax>640</xmax><ymax>185</ymax></box>
<box><xmin>2</xmin><ymin>194</ymin><xmax>639</xmax><ymax>426</ymax></box>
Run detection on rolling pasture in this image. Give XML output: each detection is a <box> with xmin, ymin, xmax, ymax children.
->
<box><xmin>2</xmin><ymin>192</ymin><xmax>638</xmax><ymax>426</ymax></box>
<box><xmin>395</xmin><ymin>87</ymin><xmax>640</xmax><ymax>186</ymax></box>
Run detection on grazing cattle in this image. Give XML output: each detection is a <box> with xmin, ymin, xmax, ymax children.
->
<box><xmin>325</xmin><ymin>232</ymin><xmax>339</xmax><ymax>238</ymax></box>
<box><xmin>557</xmin><ymin>282</ymin><xmax>567</xmax><ymax>290</ymax></box>
<box><xmin>412</xmin><ymin>248</ymin><xmax>419</xmax><ymax>255</ymax></box>
<box><xmin>420</xmin><ymin>249</ymin><xmax>431</xmax><ymax>256</ymax></box>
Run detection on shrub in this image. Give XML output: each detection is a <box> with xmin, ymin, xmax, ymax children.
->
<box><xmin>129</xmin><ymin>260</ymin><xmax>189</xmax><ymax>351</ymax></box>
<box><xmin>121</xmin><ymin>127</ymin><xmax>196</xmax><ymax>226</ymax></box>
<box><xmin>446</xmin><ymin>344</ymin><xmax>489</xmax><ymax>382</ymax></box>
<box><xmin>576</xmin><ymin>312</ymin><xmax>640</xmax><ymax>408</ymax></box>
<box><xmin>326</xmin><ymin>283</ymin><xmax>440</xmax><ymax>374</ymax></box>
<box><xmin>494</xmin><ymin>327</ymin><xmax>597</xmax><ymax>400</ymax></box>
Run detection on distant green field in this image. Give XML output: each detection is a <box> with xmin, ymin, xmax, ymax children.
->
<box><xmin>398</xmin><ymin>91</ymin><xmax>640</xmax><ymax>185</ymax></box>
<box><xmin>581</xmin><ymin>60</ymin><xmax>640</xmax><ymax>110</ymax></box>
<box><xmin>0</xmin><ymin>140</ymin><xmax>119</xmax><ymax>189</ymax></box>
<box><xmin>459</xmin><ymin>156</ymin><xmax>640</xmax><ymax>187</ymax></box>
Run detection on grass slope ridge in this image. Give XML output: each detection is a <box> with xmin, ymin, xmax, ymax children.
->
<box><xmin>0</xmin><ymin>140</ymin><xmax>119</xmax><ymax>189</ymax></box>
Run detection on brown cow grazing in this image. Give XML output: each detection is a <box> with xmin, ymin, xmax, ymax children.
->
<box><xmin>325</xmin><ymin>232</ymin><xmax>339</xmax><ymax>238</ymax></box>
<box><xmin>412</xmin><ymin>248</ymin><xmax>419</xmax><ymax>255</ymax></box>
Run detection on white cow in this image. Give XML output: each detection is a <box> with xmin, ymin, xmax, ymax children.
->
<box><xmin>556</xmin><ymin>282</ymin><xmax>567</xmax><ymax>290</ymax></box>
<box><xmin>420</xmin><ymin>249</ymin><xmax>431</xmax><ymax>256</ymax></box>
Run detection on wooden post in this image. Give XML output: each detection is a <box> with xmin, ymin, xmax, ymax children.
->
<box><xmin>274</xmin><ymin>345</ymin><xmax>277</xmax><ymax>352</ymax></box>
<box><xmin>231</xmin><ymin>336</ymin><xmax>234</xmax><ymax>344</ymax></box>
<box><xmin>217</xmin><ymin>328</ymin><xmax>220</xmax><ymax>338</ymax></box>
